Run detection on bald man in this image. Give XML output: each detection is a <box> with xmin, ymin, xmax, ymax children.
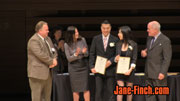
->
<box><xmin>141</xmin><ymin>21</ymin><xmax>172</xmax><ymax>101</ymax></box>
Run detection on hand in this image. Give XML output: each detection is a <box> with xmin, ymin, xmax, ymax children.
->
<box><xmin>124</xmin><ymin>67</ymin><xmax>134</xmax><ymax>75</ymax></box>
<box><xmin>141</xmin><ymin>49</ymin><xmax>147</xmax><ymax>58</ymax></box>
<box><xmin>82</xmin><ymin>47</ymin><xmax>87</xmax><ymax>54</ymax></box>
<box><xmin>91</xmin><ymin>68</ymin><xmax>96</xmax><ymax>73</ymax></box>
<box><xmin>75</xmin><ymin>47</ymin><xmax>81</xmax><ymax>56</ymax></box>
<box><xmin>58</xmin><ymin>40</ymin><xmax>65</xmax><ymax>51</ymax></box>
<box><xmin>105</xmin><ymin>60</ymin><xmax>112</xmax><ymax>68</ymax></box>
<box><xmin>124</xmin><ymin>69</ymin><xmax>132</xmax><ymax>75</ymax></box>
<box><xmin>49</xmin><ymin>58</ymin><xmax>57</xmax><ymax>68</ymax></box>
<box><xmin>158</xmin><ymin>73</ymin><xmax>165</xmax><ymax>80</ymax></box>
<box><xmin>115</xmin><ymin>55</ymin><xmax>120</xmax><ymax>62</ymax></box>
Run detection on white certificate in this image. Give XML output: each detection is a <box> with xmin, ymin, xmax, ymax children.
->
<box><xmin>95</xmin><ymin>56</ymin><xmax>107</xmax><ymax>75</ymax></box>
<box><xmin>116</xmin><ymin>57</ymin><xmax>130</xmax><ymax>74</ymax></box>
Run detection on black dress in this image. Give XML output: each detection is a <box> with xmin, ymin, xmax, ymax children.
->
<box><xmin>52</xmin><ymin>39</ymin><xmax>68</xmax><ymax>73</ymax></box>
<box><xmin>116</xmin><ymin>50</ymin><xmax>135</xmax><ymax>83</ymax></box>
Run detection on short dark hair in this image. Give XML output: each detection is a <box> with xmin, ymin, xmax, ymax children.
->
<box><xmin>50</xmin><ymin>26</ymin><xmax>63</xmax><ymax>39</ymax></box>
<box><xmin>52</xmin><ymin>26</ymin><xmax>63</xmax><ymax>35</ymax></box>
<box><xmin>101</xmin><ymin>20</ymin><xmax>111</xmax><ymax>25</ymax></box>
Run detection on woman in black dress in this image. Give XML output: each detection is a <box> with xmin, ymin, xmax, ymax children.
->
<box><xmin>114</xmin><ymin>26</ymin><xmax>138</xmax><ymax>101</ymax></box>
<box><xmin>50</xmin><ymin>26</ymin><xmax>68</xmax><ymax>73</ymax></box>
<box><xmin>64</xmin><ymin>26</ymin><xmax>90</xmax><ymax>101</ymax></box>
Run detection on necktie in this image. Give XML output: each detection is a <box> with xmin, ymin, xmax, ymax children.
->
<box><xmin>150</xmin><ymin>37</ymin><xmax>155</xmax><ymax>48</ymax></box>
<box><xmin>103</xmin><ymin>37</ymin><xmax>107</xmax><ymax>51</ymax></box>
<box><xmin>44</xmin><ymin>39</ymin><xmax>52</xmax><ymax>54</ymax></box>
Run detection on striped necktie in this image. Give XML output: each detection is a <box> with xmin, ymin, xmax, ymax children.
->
<box><xmin>103</xmin><ymin>37</ymin><xmax>107</xmax><ymax>51</ymax></box>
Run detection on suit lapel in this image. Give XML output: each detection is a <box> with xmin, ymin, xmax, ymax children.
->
<box><xmin>36</xmin><ymin>34</ymin><xmax>51</xmax><ymax>54</ymax></box>
<box><xmin>35</xmin><ymin>34</ymin><xmax>45</xmax><ymax>47</ymax></box>
<box><xmin>105</xmin><ymin>34</ymin><xmax>114</xmax><ymax>53</ymax></box>
<box><xmin>106</xmin><ymin>35</ymin><xmax>111</xmax><ymax>52</ymax></box>
<box><xmin>150</xmin><ymin>34</ymin><xmax>163</xmax><ymax>50</ymax></box>
<box><xmin>147</xmin><ymin>37</ymin><xmax>152</xmax><ymax>50</ymax></box>
<box><xmin>99</xmin><ymin>35</ymin><xmax>105</xmax><ymax>52</ymax></box>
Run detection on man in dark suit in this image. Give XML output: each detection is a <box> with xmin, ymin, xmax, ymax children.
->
<box><xmin>141</xmin><ymin>21</ymin><xmax>172</xmax><ymax>101</ymax></box>
<box><xmin>89</xmin><ymin>20</ymin><xmax>118</xmax><ymax>101</ymax></box>
<box><xmin>27</xmin><ymin>21</ymin><xmax>57</xmax><ymax>101</ymax></box>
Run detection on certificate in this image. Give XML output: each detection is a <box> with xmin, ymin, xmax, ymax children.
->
<box><xmin>116</xmin><ymin>57</ymin><xmax>130</xmax><ymax>74</ymax></box>
<box><xmin>95</xmin><ymin>56</ymin><xmax>107</xmax><ymax>75</ymax></box>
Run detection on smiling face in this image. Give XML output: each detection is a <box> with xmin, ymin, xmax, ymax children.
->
<box><xmin>101</xmin><ymin>24</ymin><xmax>111</xmax><ymax>37</ymax></box>
<box><xmin>39</xmin><ymin>24</ymin><xmax>49</xmax><ymax>38</ymax></box>
<box><xmin>147</xmin><ymin>22</ymin><xmax>159</xmax><ymax>37</ymax></box>
<box><xmin>73</xmin><ymin>28</ymin><xmax>79</xmax><ymax>40</ymax></box>
<box><xmin>118</xmin><ymin>29</ymin><xmax>123</xmax><ymax>40</ymax></box>
<box><xmin>54</xmin><ymin>30</ymin><xmax>62</xmax><ymax>40</ymax></box>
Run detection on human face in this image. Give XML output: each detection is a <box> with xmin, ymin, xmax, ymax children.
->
<box><xmin>118</xmin><ymin>29</ymin><xmax>123</xmax><ymax>40</ymax></box>
<box><xmin>54</xmin><ymin>30</ymin><xmax>62</xmax><ymax>40</ymax></box>
<box><xmin>39</xmin><ymin>24</ymin><xmax>49</xmax><ymax>38</ymax></box>
<box><xmin>74</xmin><ymin>28</ymin><xmax>79</xmax><ymax>40</ymax></box>
<box><xmin>101</xmin><ymin>24</ymin><xmax>111</xmax><ymax>37</ymax></box>
<box><xmin>147</xmin><ymin>23</ymin><xmax>158</xmax><ymax>37</ymax></box>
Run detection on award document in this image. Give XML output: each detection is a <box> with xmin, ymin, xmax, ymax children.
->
<box><xmin>116</xmin><ymin>57</ymin><xmax>130</xmax><ymax>74</ymax></box>
<box><xmin>95</xmin><ymin>56</ymin><xmax>107</xmax><ymax>75</ymax></box>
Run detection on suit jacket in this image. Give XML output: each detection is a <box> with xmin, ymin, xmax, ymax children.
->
<box><xmin>116</xmin><ymin>40</ymin><xmax>138</xmax><ymax>69</ymax></box>
<box><xmin>64</xmin><ymin>37</ymin><xmax>88</xmax><ymax>63</ymax></box>
<box><xmin>89</xmin><ymin>34</ymin><xmax>118</xmax><ymax>76</ymax></box>
<box><xmin>145</xmin><ymin>33</ymin><xmax>172</xmax><ymax>79</ymax></box>
<box><xmin>27</xmin><ymin>33</ymin><xmax>57</xmax><ymax>80</ymax></box>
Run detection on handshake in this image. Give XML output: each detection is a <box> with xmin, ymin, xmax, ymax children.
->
<box><xmin>49</xmin><ymin>58</ymin><xmax>58</xmax><ymax>68</ymax></box>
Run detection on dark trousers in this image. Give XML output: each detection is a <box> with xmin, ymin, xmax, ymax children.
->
<box><xmin>145</xmin><ymin>77</ymin><xmax>167</xmax><ymax>101</ymax></box>
<box><xmin>95</xmin><ymin>74</ymin><xmax>116</xmax><ymax>101</ymax></box>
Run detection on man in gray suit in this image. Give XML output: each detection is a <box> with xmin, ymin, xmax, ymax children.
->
<box><xmin>27</xmin><ymin>21</ymin><xmax>57</xmax><ymax>101</ymax></box>
<box><xmin>141</xmin><ymin>21</ymin><xmax>172</xmax><ymax>101</ymax></box>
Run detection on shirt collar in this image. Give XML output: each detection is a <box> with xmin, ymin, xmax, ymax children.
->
<box><xmin>154</xmin><ymin>32</ymin><xmax>161</xmax><ymax>41</ymax></box>
<box><xmin>102</xmin><ymin>34</ymin><xmax>110</xmax><ymax>40</ymax></box>
<box><xmin>37</xmin><ymin>33</ymin><xmax>45</xmax><ymax>41</ymax></box>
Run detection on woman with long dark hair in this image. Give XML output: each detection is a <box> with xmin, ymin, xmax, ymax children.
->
<box><xmin>115</xmin><ymin>26</ymin><xmax>138</xmax><ymax>101</ymax></box>
<box><xmin>64</xmin><ymin>26</ymin><xmax>90</xmax><ymax>101</ymax></box>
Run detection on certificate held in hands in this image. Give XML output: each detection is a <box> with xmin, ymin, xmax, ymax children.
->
<box><xmin>95</xmin><ymin>56</ymin><xmax>107</xmax><ymax>75</ymax></box>
<box><xmin>116</xmin><ymin>57</ymin><xmax>130</xmax><ymax>74</ymax></box>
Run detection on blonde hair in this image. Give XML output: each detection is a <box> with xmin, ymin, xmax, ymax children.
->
<box><xmin>35</xmin><ymin>21</ymin><xmax>48</xmax><ymax>32</ymax></box>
